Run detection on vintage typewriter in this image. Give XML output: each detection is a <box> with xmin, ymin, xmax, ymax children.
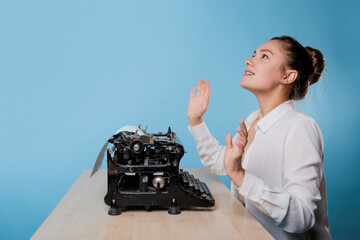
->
<box><xmin>91</xmin><ymin>126</ymin><xmax>215</xmax><ymax>215</ymax></box>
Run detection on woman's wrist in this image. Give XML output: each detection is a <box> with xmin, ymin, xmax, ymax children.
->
<box><xmin>188</xmin><ymin>117</ymin><xmax>203</xmax><ymax>127</ymax></box>
<box><xmin>228</xmin><ymin>169</ymin><xmax>245</xmax><ymax>188</ymax></box>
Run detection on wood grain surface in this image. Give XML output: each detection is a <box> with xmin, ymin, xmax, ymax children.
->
<box><xmin>31</xmin><ymin>168</ymin><xmax>273</xmax><ymax>240</ymax></box>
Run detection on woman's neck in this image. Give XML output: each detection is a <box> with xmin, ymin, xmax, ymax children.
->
<box><xmin>255</xmin><ymin>93</ymin><xmax>290</xmax><ymax>120</ymax></box>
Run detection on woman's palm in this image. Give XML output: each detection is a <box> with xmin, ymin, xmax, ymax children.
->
<box><xmin>187</xmin><ymin>79</ymin><xmax>210</xmax><ymax>124</ymax></box>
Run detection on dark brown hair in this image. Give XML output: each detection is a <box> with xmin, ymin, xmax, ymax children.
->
<box><xmin>271</xmin><ymin>36</ymin><xmax>325</xmax><ymax>100</ymax></box>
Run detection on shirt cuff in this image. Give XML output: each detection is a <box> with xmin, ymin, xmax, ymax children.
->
<box><xmin>238</xmin><ymin>171</ymin><xmax>265</xmax><ymax>203</ymax></box>
<box><xmin>187</xmin><ymin>121</ymin><xmax>212</xmax><ymax>142</ymax></box>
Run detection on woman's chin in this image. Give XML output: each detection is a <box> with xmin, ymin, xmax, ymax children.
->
<box><xmin>240</xmin><ymin>80</ymin><xmax>258</xmax><ymax>94</ymax></box>
<box><xmin>240</xmin><ymin>79</ymin><xmax>250</xmax><ymax>90</ymax></box>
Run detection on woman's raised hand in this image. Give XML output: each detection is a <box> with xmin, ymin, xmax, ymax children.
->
<box><xmin>187</xmin><ymin>78</ymin><xmax>211</xmax><ymax>127</ymax></box>
<box><xmin>224</xmin><ymin>120</ymin><xmax>248</xmax><ymax>187</ymax></box>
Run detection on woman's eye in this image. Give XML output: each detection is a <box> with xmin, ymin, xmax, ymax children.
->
<box><xmin>262</xmin><ymin>54</ymin><xmax>268</xmax><ymax>59</ymax></box>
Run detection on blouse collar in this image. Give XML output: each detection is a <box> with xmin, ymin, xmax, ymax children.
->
<box><xmin>246</xmin><ymin>100</ymin><xmax>295</xmax><ymax>133</ymax></box>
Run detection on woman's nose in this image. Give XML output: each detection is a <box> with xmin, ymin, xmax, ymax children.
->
<box><xmin>245</xmin><ymin>58</ymin><xmax>253</xmax><ymax>66</ymax></box>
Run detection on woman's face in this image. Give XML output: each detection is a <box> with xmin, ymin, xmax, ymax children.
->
<box><xmin>240</xmin><ymin>40</ymin><xmax>287</xmax><ymax>95</ymax></box>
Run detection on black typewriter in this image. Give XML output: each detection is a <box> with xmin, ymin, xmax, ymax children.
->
<box><xmin>91</xmin><ymin>126</ymin><xmax>215</xmax><ymax>215</ymax></box>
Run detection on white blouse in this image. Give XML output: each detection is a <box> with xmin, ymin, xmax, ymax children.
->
<box><xmin>188</xmin><ymin>100</ymin><xmax>332</xmax><ymax>240</ymax></box>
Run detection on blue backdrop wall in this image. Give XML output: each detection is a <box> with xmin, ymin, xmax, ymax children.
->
<box><xmin>1</xmin><ymin>0</ymin><xmax>359</xmax><ymax>239</ymax></box>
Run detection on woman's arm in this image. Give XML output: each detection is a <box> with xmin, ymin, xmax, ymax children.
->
<box><xmin>187</xmin><ymin>79</ymin><xmax>228</xmax><ymax>175</ymax></box>
<box><xmin>238</xmin><ymin>118</ymin><xmax>324</xmax><ymax>233</ymax></box>
<box><xmin>187</xmin><ymin>79</ymin><xmax>249</xmax><ymax>176</ymax></box>
<box><xmin>188</xmin><ymin>122</ymin><xmax>228</xmax><ymax>175</ymax></box>
<box><xmin>188</xmin><ymin>79</ymin><xmax>228</xmax><ymax>175</ymax></box>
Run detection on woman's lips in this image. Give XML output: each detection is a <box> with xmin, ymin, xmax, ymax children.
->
<box><xmin>244</xmin><ymin>69</ymin><xmax>255</xmax><ymax>76</ymax></box>
<box><xmin>244</xmin><ymin>72</ymin><xmax>255</xmax><ymax>77</ymax></box>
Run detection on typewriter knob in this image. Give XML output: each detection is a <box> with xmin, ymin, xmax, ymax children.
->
<box><xmin>130</xmin><ymin>140</ymin><xmax>144</xmax><ymax>154</ymax></box>
<box><xmin>133</xmin><ymin>144</ymin><xmax>140</xmax><ymax>151</ymax></box>
<box><xmin>152</xmin><ymin>176</ymin><xmax>166</xmax><ymax>189</ymax></box>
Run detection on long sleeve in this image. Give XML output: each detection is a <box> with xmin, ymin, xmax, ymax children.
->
<box><xmin>239</xmin><ymin>118</ymin><xmax>324</xmax><ymax>233</ymax></box>
<box><xmin>188</xmin><ymin>122</ymin><xmax>228</xmax><ymax>175</ymax></box>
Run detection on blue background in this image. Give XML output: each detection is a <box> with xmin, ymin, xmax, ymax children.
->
<box><xmin>1</xmin><ymin>0</ymin><xmax>359</xmax><ymax>239</ymax></box>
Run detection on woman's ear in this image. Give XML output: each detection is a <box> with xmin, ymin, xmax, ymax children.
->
<box><xmin>281</xmin><ymin>70</ymin><xmax>298</xmax><ymax>84</ymax></box>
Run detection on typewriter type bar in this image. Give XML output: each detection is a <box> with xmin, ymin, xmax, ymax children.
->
<box><xmin>103</xmin><ymin>127</ymin><xmax>215</xmax><ymax>215</ymax></box>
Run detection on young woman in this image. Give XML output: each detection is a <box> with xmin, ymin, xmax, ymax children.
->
<box><xmin>187</xmin><ymin>36</ymin><xmax>332</xmax><ymax>239</ymax></box>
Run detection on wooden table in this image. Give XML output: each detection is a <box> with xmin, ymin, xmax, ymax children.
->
<box><xmin>31</xmin><ymin>169</ymin><xmax>273</xmax><ymax>240</ymax></box>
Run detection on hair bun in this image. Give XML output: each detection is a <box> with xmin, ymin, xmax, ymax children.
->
<box><xmin>305</xmin><ymin>46</ymin><xmax>325</xmax><ymax>85</ymax></box>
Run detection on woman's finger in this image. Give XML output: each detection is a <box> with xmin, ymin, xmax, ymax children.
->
<box><xmin>190</xmin><ymin>86</ymin><xmax>195</xmax><ymax>99</ymax></box>
<box><xmin>226</xmin><ymin>133</ymin><xmax>233</xmax><ymax>149</ymax></box>
<box><xmin>204</xmin><ymin>81</ymin><xmax>211</xmax><ymax>99</ymax></box>
<box><xmin>239</xmin><ymin>137</ymin><xmax>247</xmax><ymax>147</ymax></box>
<box><xmin>240</xmin><ymin>120</ymin><xmax>248</xmax><ymax>137</ymax></box>
<box><xmin>201</xmin><ymin>79</ymin><xmax>207</xmax><ymax>96</ymax></box>
<box><xmin>235</xmin><ymin>140</ymin><xmax>244</xmax><ymax>154</ymax></box>
<box><xmin>237</xmin><ymin>128</ymin><xmax>245</xmax><ymax>139</ymax></box>
<box><xmin>196</xmin><ymin>79</ymin><xmax>203</xmax><ymax>97</ymax></box>
<box><xmin>236</xmin><ymin>130</ymin><xmax>246</xmax><ymax>145</ymax></box>
<box><xmin>235</xmin><ymin>140</ymin><xmax>243</xmax><ymax>149</ymax></box>
<box><xmin>237</xmin><ymin>128</ymin><xmax>242</xmax><ymax>135</ymax></box>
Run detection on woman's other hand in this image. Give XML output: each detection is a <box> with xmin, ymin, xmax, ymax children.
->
<box><xmin>224</xmin><ymin>120</ymin><xmax>248</xmax><ymax>187</ymax></box>
<box><xmin>187</xmin><ymin>78</ymin><xmax>210</xmax><ymax>127</ymax></box>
